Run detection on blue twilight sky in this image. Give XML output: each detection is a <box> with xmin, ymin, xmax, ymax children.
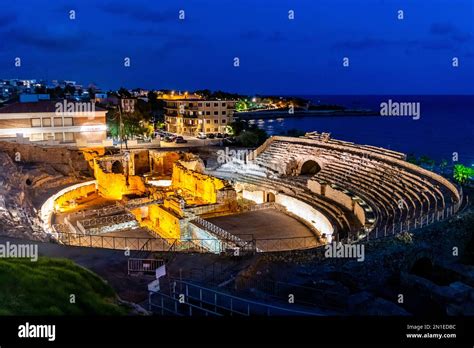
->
<box><xmin>0</xmin><ymin>0</ymin><xmax>473</xmax><ymax>95</ymax></box>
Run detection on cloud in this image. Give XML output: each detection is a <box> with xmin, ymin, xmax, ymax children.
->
<box><xmin>97</xmin><ymin>2</ymin><xmax>176</xmax><ymax>23</ymax></box>
<box><xmin>430</xmin><ymin>22</ymin><xmax>472</xmax><ymax>43</ymax></box>
<box><xmin>2</xmin><ymin>27</ymin><xmax>87</xmax><ymax>51</ymax></box>
<box><xmin>430</xmin><ymin>22</ymin><xmax>457</xmax><ymax>35</ymax></box>
<box><xmin>332</xmin><ymin>38</ymin><xmax>394</xmax><ymax>50</ymax></box>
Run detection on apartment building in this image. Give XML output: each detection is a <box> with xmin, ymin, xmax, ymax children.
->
<box><xmin>165</xmin><ymin>99</ymin><xmax>236</xmax><ymax>135</ymax></box>
<box><xmin>0</xmin><ymin>95</ymin><xmax>107</xmax><ymax>144</ymax></box>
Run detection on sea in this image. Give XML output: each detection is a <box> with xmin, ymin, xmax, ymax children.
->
<box><xmin>247</xmin><ymin>95</ymin><xmax>474</xmax><ymax>166</ymax></box>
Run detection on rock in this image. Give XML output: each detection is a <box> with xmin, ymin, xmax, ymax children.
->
<box><xmin>362</xmin><ymin>297</ymin><xmax>410</xmax><ymax>316</ymax></box>
<box><xmin>347</xmin><ymin>291</ymin><xmax>374</xmax><ymax>311</ymax></box>
<box><xmin>448</xmin><ymin>281</ymin><xmax>473</xmax><ymax>303</ymax></box>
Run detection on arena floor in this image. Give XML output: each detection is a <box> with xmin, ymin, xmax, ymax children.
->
<box><xmin>207</xmin><ymin>208</ymin><xmax>317</xmax><ymax>241</ymax></box>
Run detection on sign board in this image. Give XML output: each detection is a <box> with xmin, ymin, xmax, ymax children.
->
<box><xmin>148</xmin><ymin>279</ymin><xmax>160</xmax><ymax>293</ymax></box>
<box><xmin>155</xmin><ymin>264</ymin><xmax>166</xmax><ymax>279</ymax></box>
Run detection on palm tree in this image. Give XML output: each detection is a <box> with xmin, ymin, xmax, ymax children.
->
<box><xmin>453</xmin><ymin>164</ymin><xmax>474</xmax><ymax>184</ymax></box>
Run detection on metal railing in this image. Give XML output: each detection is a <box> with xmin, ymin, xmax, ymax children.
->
<box><xmin>127</xmin><ymin>258</ymin><xmax>165</xmax><ymax>275</ymax></box>
<box><xmin>80</xmin><ymin>213</ymin><xmax>136</xmax><ymax>228</ymax></box>
<box><xmin>361</xmin><ymin>202</ymin><xmax>461</xmax><ymax>242</ymax></box>
<box><xmin>149</xmin><ymin>279</ymin><xmax>321</xmax><ymax>316</ymax></box>
<box><xmin>51</xmin><ymin>231</ymin><xmax>319</xmax><ymax>254</ymax></box>
<box><xmin>192</xmin><ymin>217</ymin><xmax>249</xmax><ymax>248</ymax></box>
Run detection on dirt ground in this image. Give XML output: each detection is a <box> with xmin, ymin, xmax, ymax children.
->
<box><xmin>207</xmin><ymin>208</ymin><xmax>317</xmax><ymax>240</ymax></box>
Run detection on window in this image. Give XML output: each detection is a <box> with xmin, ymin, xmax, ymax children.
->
<box><xmin>31</xmin><ymin>119</ymin><xmax>41</xmax><ymax>127</ymax></box>
<box><xmin>43</xmin><ymin>118</ymin><xmax>51</xmax><ymax>127</ymax></box>
<box><xmin>206</xmin><ymin>128</ymin><xmax>210</xmax><ymax>132</ymax></box>
<box><xmin>214</xmin><ymin>103</ymin><xmax>218</xmax><ymax>107</ymax></box>
<box><xmin>222</xmin><ymin>111</ymin><xmax>226</xmax><ymax>115</ymax></box>
<box><xmin>189</xmin><ymin>103</ymin><xmax>194</xmax><ymax>107</ymax></box>
<box><xmin>29</xmin><ymin>133</ymin><xmax>43</xmax><ymax>141</ymax></box>
<box><xmin>214</xmin><ymin>119</ymin><xmax>218</xmax><ymax>124</ymax></box>
<box><xmin>55</xmin><ymin>133</ymin><xmax>64</xmax><ymax>141</ymax></box>
<box><xmin>64</xmin><ymin>118</ymin><xmax>73</xmax><ymax>126</ymax></box>
<box><xmin>222</xmin><ymin>119</ymin><xmax>226</xmax><ymax>123</ymax></box>
<box><xmin>214</xmin><ymin>111</ymin><xmax>218</xmax><ymax>115</ymax></box>
<box><xmin>222</xmin><ymin>102</ymin><xmax>226</xmax><ymax>107</ymax></box>
<box><xmin>205</xmin><ymin>103</ymin><xmax>210</xmax><ymax>107</ymax></box>
<box><xmin>64</xmin><ymin>133</ymin><xmax>74</xmax><ymax>142</ymax></box>
<box><xmin>206</xmin><ymin>111</ymin><xmax>210</xmax><ymax>115</ymax></box>
<box><xmin>53</xmin><ymin>118</ymin><xmax>63</xmax><ymax>127</ymax></box>
<box><xmin>198</xmin><ymin>103</ymin><xmax>202</xmax><ymax>107</ymax></box>
<box><xmin>206</xmin><ymin>119</ymin><xmax>210</xmax><ymax>124</ymax></box>
<box><xmin>214</xmin><ymin>128</ymin><xmax>218</xmax><ymax>131</ymax></box>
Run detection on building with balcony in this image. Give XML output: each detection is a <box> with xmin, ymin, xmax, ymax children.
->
<box><xmin>164</xmin><ymin>99</ymin><xmax>236</xmax><ymax>135</ymax></box>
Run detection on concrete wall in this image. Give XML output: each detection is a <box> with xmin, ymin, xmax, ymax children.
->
<box><xmin>39</xmin><ymin>180</ymin><xmax>96</xmax><ymax>234</ymax></box>
<box><xmin>325</xmin><ymin>185</ymin><xmax>353</xmax><ymax>211</ymax></box>
<box><xmin>187</xmin><ymin>223</ymin><xmax>223</xmax><ymax>253</ymax></box>
<box><xmin>354</xmin><ymin>204</ymin><xmax>366</xmax><ymax>225</ymax></box>
<box><xmin>242</xmin><ymin>189</ymin><xmax>265</xmax><ymax>204</ymax></box>
<box><xmin>275</xmin><ymin>194</ymin><xmax>334</xmax><ymax>242</ymax></box>
<box><xmin>307</xmin><ymin>179</ymin><xmax>366</xmax><ymax>226</ymax></box>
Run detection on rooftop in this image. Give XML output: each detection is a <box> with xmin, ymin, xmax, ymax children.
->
<box><xmin>0</xmin><ymin>100</ymin><xmax>107</xmax><ymax>114</ymax></box>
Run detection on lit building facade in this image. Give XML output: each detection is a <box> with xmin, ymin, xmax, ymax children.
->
<box><xmin>165</xmin><ymin>99</ymin><xmax>236</xmax><ymax>135</ymax></box>
<box><xmin>0</xmin><ymin>97</ymin><xmax>107</xmax><ymax>144</ymax></box>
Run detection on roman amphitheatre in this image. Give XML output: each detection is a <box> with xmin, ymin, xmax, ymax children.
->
<box><xmin>1</xmin><ymin>131</ymin><xmax>472</xmax><ymax>315</ymax></box>
<box><xmin>34</xmin><ymin>132</ymin><xmax>459</xmax><ymax>254</ymax></box>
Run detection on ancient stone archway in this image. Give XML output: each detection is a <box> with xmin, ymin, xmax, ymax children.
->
<box><xmin>299</xmin><ymin>160</ymin><xmax>321</xmax><ymax>175</ymax></box>
<box><xmin>267</xmin><ymin>192</ymin><xmax>275</xmax><ymax>202</ymax></box>
<box><xmin>111</xmin><ymin>160</ymin><xmax>124</xmax><ymax>174</ymax></box>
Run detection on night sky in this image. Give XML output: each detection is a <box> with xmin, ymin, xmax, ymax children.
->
<box><xmin>0</xmin><ymin>0</ymin><xmax>473</xmax><ymax>94</ymax></box>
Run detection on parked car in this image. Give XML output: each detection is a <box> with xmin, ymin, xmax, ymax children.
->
<box><xmin>197</xmin><ymin>132</ymin><xmax>207</xmax><ymax>139</ymax></box>
<box><xmin>207</xmin><ymin>133</ymin><xmax>215</xmax><ymax>139</ymax></box>
<box><xmin>164</xmin><ymin>136</ymin><xmax>175</xmax><ymax>142</ymax></box>
<box><xmin>216</xmin><ymin>133</ymin><xmax>224</xmax><ymax>138</ymax></box>
<box><xmin>175</xmin><ymin>136</ymin><xmax>187</xmax><ymax>144</ymax></box>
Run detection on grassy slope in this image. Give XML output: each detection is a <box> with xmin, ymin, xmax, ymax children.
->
<box><xmin>0</xmin><ymin>257</ymin><xmax>128</xmax><ymax>315</ymax></box>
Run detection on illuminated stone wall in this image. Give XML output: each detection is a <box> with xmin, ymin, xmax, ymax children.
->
<box><xmin>171</xmin><ymin>163</ymin><xmax>227</xmax><ymax>204</ymax></box>
<box><xmin>94</xmin><ymin>160</ymin><xmax>146</xmax><ymax>200</ymax></box>
<box><xmin>132</xmin><ymin>150</ymin><xmax>150</xmax><ymax>175</ymax></box>
<box><xmin>149</xmin><ymin>151</ymin><xmax>181</xmax><ymax>176</ymax></box>
<box><xmin>53</xmin><ymin>182</ymin><xmax>97</xmax><ymax>212</ymax></box>
<box><xmin>144</xmin><ymin>204</ymin><xmax>181</xmax><ymax>240</ymax></box>
<box><xmin>308</xmin><ymin>179</ymin><xmax>366</xmax><ymax>225</ymax></box>
<box><xmin>242</xmin><ymin>189</ymin><xmax>265</xmax><ymax>204</ymax></box>
<box><xmin>0</xmin><ymin>141</ymin><xmax>104</xmax><ymax>175</ymax></box>
<box><xmin>275</xmin><ymin>194</ymin><xmax>334</xmax><ymax>242</ymax></box>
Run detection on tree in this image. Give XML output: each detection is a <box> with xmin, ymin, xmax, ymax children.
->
<box><xmin>229</xmin><ymin>120</ymin><xmax>247</xmax><ymax>136</ymax></box>
<box><xmin>233</xmin><ymin>121</ymin><xmax>268</xmax><ymax>147</ymax></box>
<box><xmin>117</xmin><ymin>87</ymin><xmax>131</xmax><ymax>98</ymax></box>
<box><xmin>406</xmin><ymin>153</ymin><xmax>419</xmax><ymax>165</ymax></box>
<box><xmin>64</xmin><ymin>84</ymin><xmax>76</xmax><ymax>96</ymax></box>
<box><xmin>87</xmin><ymin>87</ymin><xmax>96</xmax><ymax>99</ymax></box>
<box><xmin>107</xmin><ymin>98</ymin><xmax>153</xmax><ymax>143</ymax></box>
<box><xmin>453</xmin><ymin>164</ymin><xmax>474</xmax><ymax>184</ymax></box>
<box><xmin>34</xmin><ymin>85</ymin><xmax>47</xmax><ymax>94</ymax></box>
<box><xmin>439</xmin><ymin>159</ymin><xmax>448</xmax><ymax>175</ymax></box>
